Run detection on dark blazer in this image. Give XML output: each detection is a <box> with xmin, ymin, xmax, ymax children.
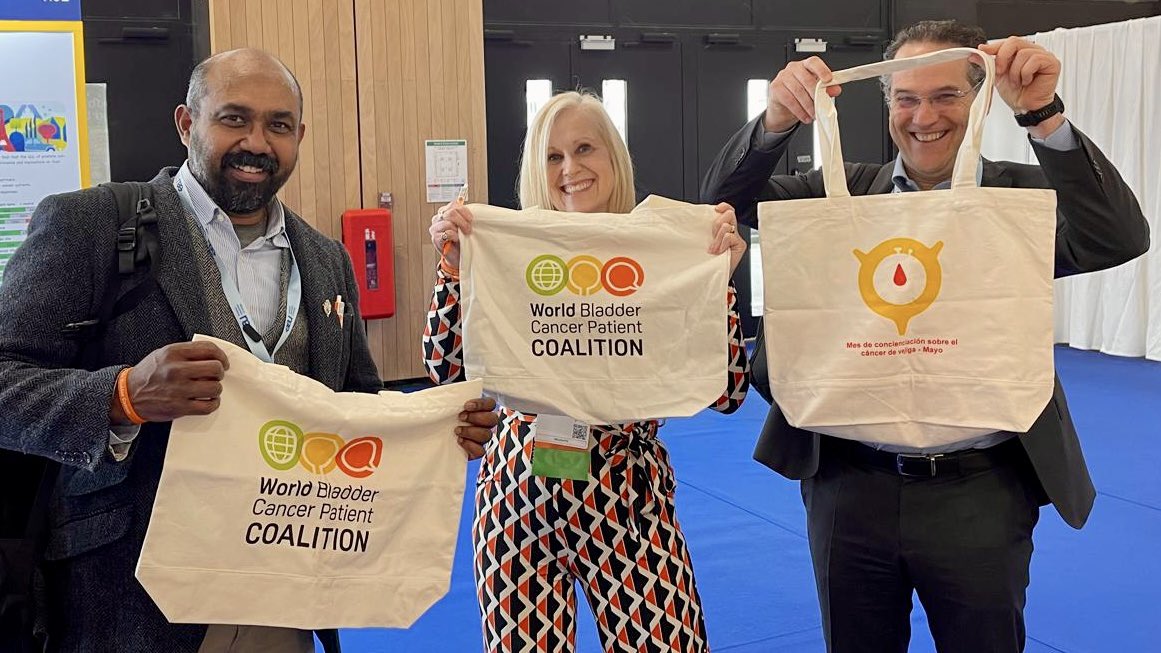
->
<box><xmin>701</xmin><ymin>117</ymin><xmax>1150</xmax><ymax>529</ymax></box>
<box><xmin>0</xmin><ymin>168</ymin><xmax>381</xmax><ymax>652</ymax></box>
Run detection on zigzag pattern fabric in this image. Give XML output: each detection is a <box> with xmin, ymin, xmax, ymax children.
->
<box><xmin>423</xmin><ymin>266</ymin><xmax>464</xmax><ymax>384</ymax></box>
<box><xmin>473</xmin><ymin>414</ymin><xmax>710</xmax><ymax>652</ymax></box>
<box><xmin>422</xmin><ymin>265</ymin><xmax>748</xmax><ymax>652</ymax></box>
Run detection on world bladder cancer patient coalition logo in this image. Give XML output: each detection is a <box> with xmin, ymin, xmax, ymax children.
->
<box><xmin>526</xmin><ymin>254</ymin><xmax>645</xmax><ymax>297</ymax></box>
<box><xmin>259</xmin><ymin>420</ymin><xmax>383</xmax><ymax>479</ymax></box>
<box><xmin>853</xmin><ymin>237</ymin><xmax>944</xmax><ymax>335</ymax></box>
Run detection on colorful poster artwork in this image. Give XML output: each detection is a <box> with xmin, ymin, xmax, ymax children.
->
<box><xmin>0</xmin><ymin>103</ymin><xmax>70</xmax><ymax>153</ymax></box>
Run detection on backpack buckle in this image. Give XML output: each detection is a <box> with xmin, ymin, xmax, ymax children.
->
<box><xmin>116</xmin><ymin>226</ymin><xmax>136</xmax><ymax>253</ymax></box>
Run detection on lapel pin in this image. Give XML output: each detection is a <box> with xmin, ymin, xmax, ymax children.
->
<box><xmin>323</xmin><ymin>299</ymin><xmax>332</xmax><ymax>317</ymax></box>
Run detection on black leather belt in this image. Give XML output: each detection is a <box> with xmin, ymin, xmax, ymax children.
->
<box><xmin>831</xmin><ymin>436</ymin><xmax>1022</xmax><ymax>478</ymax></box>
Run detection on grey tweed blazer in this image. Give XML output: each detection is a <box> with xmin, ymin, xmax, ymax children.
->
<box><xmin>0</xmin><ymin>168</ymin><xmax>380</xmax><ymax>652</ymax></box>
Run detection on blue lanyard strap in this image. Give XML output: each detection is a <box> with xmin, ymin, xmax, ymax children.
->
<box><xmin>174</xmin><ymin>178</ymin><xmax>302</xmax><ymax>363</ymax></box>
<box><xmin>215</xmin><ymin>246</ymin><xmax>301</xmax><ymax>363</ymax></box>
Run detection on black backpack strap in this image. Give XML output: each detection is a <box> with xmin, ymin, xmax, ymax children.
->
<box><xmin>60</xmin><ymin>182</ymin><xmax>159</xmax><ymax>341</ymax></box>
<box><xmin>113</xmin><ymin>183</ymin><xmax>142</xmax><ymax>275</ymax></box>
<box><xmin>107</xmin><ymin>182</ymin><xmax>159</xmax><ymax>322</ymax></box>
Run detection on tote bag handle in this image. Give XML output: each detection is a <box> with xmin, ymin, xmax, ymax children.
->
<box><xmin>814</xmin><ymin>47</ymin><xmax>996</xmax><ymax>197</ymax></box>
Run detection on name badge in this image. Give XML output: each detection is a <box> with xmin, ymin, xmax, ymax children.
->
<box><xmin>530</xmin><ymin>414</ymin><xmax>589</xmax><ymax>481</ymax></box>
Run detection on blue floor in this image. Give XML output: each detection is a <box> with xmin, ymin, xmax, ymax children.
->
<box><xmin>337</xmin><ymin>347</ymin><xmax>1161</xmax><ymax>652</ymax></box>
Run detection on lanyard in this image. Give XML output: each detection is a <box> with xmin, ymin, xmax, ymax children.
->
<box><xmin>174</xmin><ymin>177</ymin><xmax>302</xmax><ymax>363</ymax></box>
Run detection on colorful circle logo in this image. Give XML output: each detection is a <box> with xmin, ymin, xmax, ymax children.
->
<box><xmin>566</xmin><ymin>255</ymin><xmax>604</xmax><ymax>296</ymax></box>
<box><xmin>300</xmin><ymin>432</ymin><xmax>346</xmax><ymax>474</ymax></box>
<box><xmin>526</xmin><ymin>254</ymin><xmax>569</xmax><ymax>296</ymax></box>
<box><xmin>259</xmin><ymin>420</ymin><xmax>304</xmax><ymax>471</ymax></box>
<box><xmin>258</xmin><ymin>421</ymin><xmax>383</xmax><ymax>478</ymax></box>
<box><xmin>601</xmin><ymin>257</ymin><xmax>645</xmax><ymax>297</ymax></box>
<box><xmin>335</xmin><ymin>437</ymin><xmax>384</xmax><ymax>479</ymax></box>
<box><xmin>524</xmin><ymin>254</ymin><xmax>645</xmax><ymax>297</ymax></box>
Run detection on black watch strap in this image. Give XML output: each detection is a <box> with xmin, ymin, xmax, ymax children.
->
<box><xmin>1015</xmin><ymin>94</ymin><xmax>1064</xmax><ymax>127</ymax></box>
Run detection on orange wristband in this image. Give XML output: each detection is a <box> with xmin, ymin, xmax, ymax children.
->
<box><xmin>116</xmin><ymin>367</ymin><xmax>146</xmax><ymax>426</ymax></box>
<box><xmin>439</xmin><ymin>257</ymin><xmax>460</xmax><ymax>281</ymax></box>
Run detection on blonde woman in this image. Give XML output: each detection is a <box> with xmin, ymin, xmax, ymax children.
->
<box><xmin>423</xmin><ymin>91</ymin><xmax>748</xmax><ymax>652</ymax></box>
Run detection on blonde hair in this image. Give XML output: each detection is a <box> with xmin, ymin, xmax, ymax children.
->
<box><xmin>517</xmin><ymin>91</ymin><xmax>636</xmax><ymax>213</ymax></box>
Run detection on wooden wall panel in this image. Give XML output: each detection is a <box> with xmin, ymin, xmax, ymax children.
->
<box><xmin>355</xmin><ymin>0</ymin><xmax>489</xmax><ymax>380</ymax></box>
<box><xmin>208</xmin><ymin>0</ymin><xmax>485</xmax><ymax>381</ymax></box>
<box><xmin>208</xmin><ymin>0</ymin><xmax>360</xmax><ymax>241</ymax></box>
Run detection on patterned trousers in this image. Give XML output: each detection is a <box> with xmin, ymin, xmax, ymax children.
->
<box><xmin>473</xmin><ymin>410</ymin><xmax>710</xmax><ymax>653</ymax></box>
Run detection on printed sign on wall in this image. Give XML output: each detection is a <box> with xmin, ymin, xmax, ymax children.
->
<box><xmin>0</xmin><ymin>5</ymin><xmax>88</xmax><ymax>289</ymax></box>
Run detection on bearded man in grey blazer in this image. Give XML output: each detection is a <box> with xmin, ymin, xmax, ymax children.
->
<box><xmin>701</xmin><ymin>20</ymin><xmax>1148</xmax><ymax>653</ymax></box>
<box><xmin>0</xmin><ymin>49</ymin><xmax>499</xmax><ymax>652</ymax></box>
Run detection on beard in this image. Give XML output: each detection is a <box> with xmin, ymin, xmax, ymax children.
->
<box><xmin>189</xmin><ymin>144</ymin><xmax>290</xmax><ymax>215</ymax></box>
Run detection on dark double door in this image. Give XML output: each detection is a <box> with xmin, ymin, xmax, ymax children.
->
<box><xmin>484</xmin><ymin>30</ymin><xmax>887</xmax><ymax>335</ymax></box>
<box><xmin>484</xmin><ymin>35</ymin><xmax>684</xmax><ymax>208</ymax></box>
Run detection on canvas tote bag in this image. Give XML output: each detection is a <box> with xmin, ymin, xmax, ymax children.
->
<box><xmin>136</xmin><ymin>336</ymin><xmax>482</xmax><ymax>629</ymax></box>
<box><xmin>459</xmin><ymin>200</ymin><xmax>728</xmax><ymax>424</ymax></box>
<box><xmin>758</xmin><ymin>48</ymin><xmax>1057</xmax><ymax>446</ymax></box>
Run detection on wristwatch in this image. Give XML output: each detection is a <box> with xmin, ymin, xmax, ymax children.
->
<box><xmin>1015</xmin><ymin>94</ymin><xmax>1064</xmax><ymax>127</ymax></box>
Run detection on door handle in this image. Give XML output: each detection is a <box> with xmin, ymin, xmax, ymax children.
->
<box><xmin>623</xmin><ymin>32</ymin><xmax>676</xmax><ymax>48</ymax></box>
<box><xmin>844</xmin><ymin>35</ymin><xmax>883</xmax><ymax>47</ymax></box>
<box><xmin>640</xmin><ymin>32</ymin><xmax>676</xmax><ymax>44</ymax></box>
<box><xmin>704</xmin><ymin>33</ymin><xmax>752</xmax><ymax>49</ymax></box>
<box><xmin>484</xmin><ymin>29</ymin><xmax>532</xmax><ymax>46</ymax></box>
<box><xmin>97</xmin><ymin>26</ymin><xmax>170</xmax><ymax>44</ymax></box>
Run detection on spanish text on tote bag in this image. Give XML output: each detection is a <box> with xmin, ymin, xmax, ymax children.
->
<box><xmin>136</xmin><ymin>336</ymin><xmax>482</xmax><ymax>629</ymax></box>
<box><xmin>759</xmin><ymin>48</ymin><xmax>1057</xmax><ymax>447</ymax></box>
<box><xmin>459</xmin><ymin>200</ymin><xmax>729</xmax><ymax>424</ymax></box>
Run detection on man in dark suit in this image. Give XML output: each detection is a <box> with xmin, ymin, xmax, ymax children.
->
<box><xmin>0</xmin><ymin>49</ymin><xmax>498</xmax><ymax>652</ymax></box>
<box><xmin>701</xmin><ymin>20</ymin><xmax>1149</xmax><ymax>653</ymax></box>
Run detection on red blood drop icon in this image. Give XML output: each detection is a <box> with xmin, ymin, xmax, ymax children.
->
<box><xmin>893</xmin><ymin>264</ymin><xmax>907</xmax><ymax>286</ymax></box>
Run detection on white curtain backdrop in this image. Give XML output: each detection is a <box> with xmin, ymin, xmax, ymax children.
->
<box><xmin>980</xmin><ymin>16</ymin><xmax>1161</xmax><ymax>361</ymax></box>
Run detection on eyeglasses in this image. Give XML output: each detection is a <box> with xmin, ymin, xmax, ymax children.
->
<box><xmin>886</xmin><ymin>80</ymin><xmax>984</xmax><ymax>111</ymax></box>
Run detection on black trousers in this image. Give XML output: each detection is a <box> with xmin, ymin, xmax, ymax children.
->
<box><xmin>801</xmin><ymin>437</ymin><xmax>1044</xmax><ymax>653</ymax></box>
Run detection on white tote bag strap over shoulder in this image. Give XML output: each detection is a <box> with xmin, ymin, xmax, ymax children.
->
<box><xmin>814</xmin><ymin>47</ymin><xmax>996</xmax><ymax>197</ymax></box>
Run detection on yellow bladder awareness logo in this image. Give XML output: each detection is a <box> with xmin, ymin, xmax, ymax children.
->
<box><xmin>853</xmin><ymin>238</ymin><xmax>944</xmax><ymax>335</ymax></box>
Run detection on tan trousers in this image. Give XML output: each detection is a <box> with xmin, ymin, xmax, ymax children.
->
<box><xmin>197</xmin><ymin>625</ymin><xmax>315</xmax><ymax>653</ymax></box>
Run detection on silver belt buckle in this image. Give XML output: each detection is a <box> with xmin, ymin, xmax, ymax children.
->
<box><xmin>895</xmin><ymin>453</ymin><xmax>943</xmax><ymax>477</ymax></box>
